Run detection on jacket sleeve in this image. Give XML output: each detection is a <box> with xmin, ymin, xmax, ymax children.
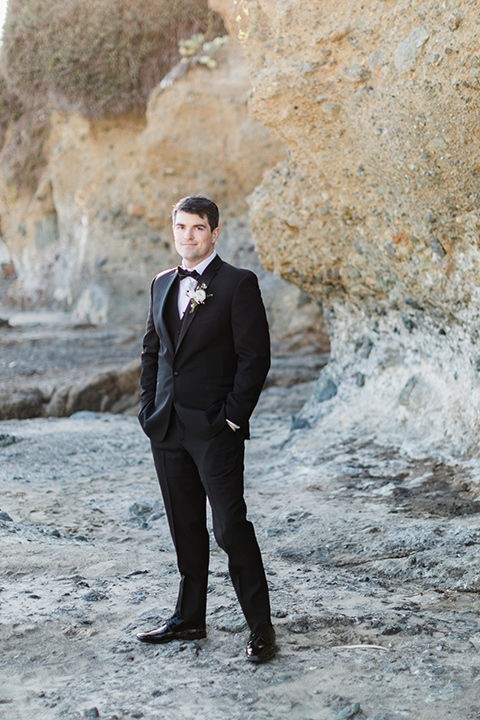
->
<box><xmin>139</xmin><ymin>278</ymin><xmax>159</xmax><ymax>410</ymax></box>
<box><xmin>225</xmin><ymin>271</ymin><xmax>271</xmax><ymax>427</ymax></box>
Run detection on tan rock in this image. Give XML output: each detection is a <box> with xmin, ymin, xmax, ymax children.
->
<box><xmin>45</xmin><ymin>360</ymin><xmax>141</xmax><ymax>417</ymax></box>
<box><xmin>126</xmin><ymin>204</ymin><xmax>146</xmax><ymax>218</ymax></box>
<box><xmin>0</xmin><ymin>39</ymin><xmax>285</xmax><ymax>326</ymax></box>
<box><xmin>0</xmin><ymin>388</ymin><xmax>43</xmax><ymax>420</ymax></box>
<box><xmin>213</xmin><ymin>0</ymin><xmax>480</xmax><ymax>456</ymax></box>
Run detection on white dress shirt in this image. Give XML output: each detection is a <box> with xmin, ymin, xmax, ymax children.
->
<box><xmin>177</xmin><ymin>251</ymin><xmax>217</xmax><ymax>318</ymax></box>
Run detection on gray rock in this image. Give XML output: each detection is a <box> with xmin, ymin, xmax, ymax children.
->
<box><xmin>344</xmin><ymin>66</ymin><xmax>371</xmax><ymax>82</ymax></box>
<box><xmin>215</xmin><ymin>611</ymin><xmax>248</xmax><ymax>633</ymax></box>
<box><xmin>291</xmin><ymin>416</ymin><xmax>310</xmax><ymax>431</ymax></box>
<box><xmin>287</xmin><ymin>615</ymin><xmax>312</xmax><ymax>633</ymax></box>
<box><xmin>84</xmin><ymin>709</ymin><xmax>100</xmax><ymax>719</ymax></box>
<box><xmin>336</xmin><ymin>704</ymin><xmax>362</xmax><ymax>720</ymax></box>
<box><xmin>129</xmin><ymin>502</ymin><xmax>153</xmax><ymax>518</ymax></box>
<box><xmin>46</xmin><ymin>360</ymin><xmax>141</xmax><ymax>417</ymax></box>
<box><xmin>394</xmin><ymin>26</ymin><xmax>429</xmax><ymax>73</ymax></box>
<box><xmin>313</xmin><ymin>378</ymin><xmax>338</xmax><ymax>403</ymax></box>
<box><xmin>426</xmin><ymin>236</ymin><xmax>447</xmax><ymax>257</ymax></box>
<box><xmin>355</xmin><ymin>337</ymin><xmax>374</xmax><ymax>359</ymax></box>
<box><xmin>0</xmin><ymin>389</ymin><xmax>43</xmax><ymax>420</ymax></box>
<box><xmin>82</xmin><ymin>590</ymin><xmax>108</xmax><ymax>602</ymax></box>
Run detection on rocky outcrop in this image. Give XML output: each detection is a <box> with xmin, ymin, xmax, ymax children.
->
<box><xmin>0</xmin><ymin>314</ymin><xmax>325</xmax><ymax>420</ymax></box>
<box><xmin>0</xmin><ymin>37</ymin><xmax>325</xmax><ymax>344</ymax></box>
<box><xmin>1</xmin><ymin>40</ymin><xmax>262</xmax><ymax>322</ymax></box>
<box><xmin>211</xmin><ymin>0</ymin><xmax>480</xmax><ymax>458</ymax></box>
<box><xmin>0</xmin><ymin>33</ymin><xmax>328</xmax><ymax>421</ymax></box>
<box><xmin>0</xmin><ymin>318</ymin><xmax>144</xmax><ymax>420</ymax></box>
<box><xmin>0</xmin><ymin>360</ymin><xmax>141</xmax><ymax>420</ymax></box>
<box><xmin>0</xmin><ymin>387</ymin><xmax>43</xmax><ymax>420</ymax></box>
<box><xmin>0</xmin><ymin>35</ymin><xmax>327</xmax><ymax>349</ymax></box>
<box><xmin>45</xmin><ymin>360</ymin><xmax>141</xmax><ymax>417</ymax></box>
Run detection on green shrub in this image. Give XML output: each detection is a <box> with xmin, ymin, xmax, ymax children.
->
<box><xmin>0</xmin><ymin>72</ymin><xmax>50</xmax><ymax>194</ymax></box>
<box><xmin>0</xmin><ymin>106</ymin><xmax>51</xmax><ymax>193</ymax></box>
<box><xmin>0</xmin><ymin>74</ymin><xmax>24</xmax><ymax>151</ymax></box>
<box><xmin>3</xmin><ymin>0</ymin><xmax>224</xmax><ymax>116</ymax></box>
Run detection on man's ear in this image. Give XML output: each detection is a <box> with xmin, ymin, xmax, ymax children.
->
<box><xmin>213</xmin><ymin>227</ymin><xmax>220</xmax><ymax>243</ymax></box>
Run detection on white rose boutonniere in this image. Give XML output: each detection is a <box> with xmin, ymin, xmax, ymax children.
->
<box><xmin>186</xmin><ymin>282</ymin><xmax>213</xmax><ymax>314</ymax></box>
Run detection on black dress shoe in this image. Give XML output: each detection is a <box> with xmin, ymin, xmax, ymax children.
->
<box><xmin>246</xmin><ymin>621</ymin><xmax>276</xmax><ymax>663</ymax></box>
<box><xmin>136</xmin><ymin>617</ymin><xmax>206</xmax><ymax>644</ymax></box>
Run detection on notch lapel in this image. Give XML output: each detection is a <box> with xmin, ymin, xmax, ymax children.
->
<box><xmin>158</xmin><ymin>270</ymin><xmax>177</xmax><ymax>357</ymax></box>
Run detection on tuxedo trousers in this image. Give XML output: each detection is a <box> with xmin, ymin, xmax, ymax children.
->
<box><xmin>150</xmin><ymin>410</ymin><xmax>271</xmax><ymax>632</ymax></box>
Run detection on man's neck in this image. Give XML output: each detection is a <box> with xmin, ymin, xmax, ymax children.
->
<box><xmin>182</xmin><ymin>251</ymin><xmax>217</xmax><ymax>273</ymax></box>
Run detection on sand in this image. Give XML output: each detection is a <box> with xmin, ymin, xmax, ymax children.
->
<box><xmin>1</xmin><ymin>318</ymin><xmax>480</xmax><ymax>720</ymax></box>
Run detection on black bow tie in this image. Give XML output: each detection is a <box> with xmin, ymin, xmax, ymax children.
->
<box><xmin>177</xmin><ymin>267</ymin><xmax>201</xmax><ymax>281</ymax></box>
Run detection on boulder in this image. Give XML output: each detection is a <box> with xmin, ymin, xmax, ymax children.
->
<box><xmin>0</xmin><ymin>388</ymin><xmax>43</xmax><ymax>420</ymax></box>
<box><xmin>45</xmin><ymin>360</ymin><xmax>141</xmax><ymax>417</ymax></box>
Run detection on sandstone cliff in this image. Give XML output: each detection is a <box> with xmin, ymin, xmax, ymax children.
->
<box><xmin>6</xmin><ymin>0</ymin><xmax>480</xmax><ymax>458</ymax></box>
<box><xmin>210</xmin><ymin>0</ymin><xmax>480</xmax><ymax>458</ymax></box>
<box><xmin>0</xmin><ymin>37</ymin><xmax>324</xmax><ymax>347</ymax></box>
<box><xmin>0</xmin><ymin>40</ymin><xmax>270</xmax><ymax>323</ymax></box>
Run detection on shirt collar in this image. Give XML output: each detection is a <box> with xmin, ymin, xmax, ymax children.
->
<box><xmin>181</xmin><ymin>250</ymin><xmax>217</xmax><ymax>276</ymax></box>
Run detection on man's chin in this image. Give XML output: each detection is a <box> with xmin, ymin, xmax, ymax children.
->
<box><xmin>180</xmin><ymin>251</ymin><xmax>200</xmax><ymax>265</ymax></box>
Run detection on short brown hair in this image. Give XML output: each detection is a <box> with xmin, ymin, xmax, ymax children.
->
<box><xmin>172</xmin><ymin>196</ymin><xmax>219</xmax><ymax>231</ymax></box>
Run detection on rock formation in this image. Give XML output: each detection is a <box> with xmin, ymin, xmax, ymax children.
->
<box><xmin>0</xmin><ymin>27</ymin><xmax>328</xmax><ymax>421</ymax></box>
<box><xmin>0</xmin><ymin>35</ymin><xmax>325</xmax><ymax>348</ymax></box>
<box><xmin>0</xmin><ymin>40</ymin><xmax>271</xmax><ymax>321</ymax></box>
<box><xmin>212</xmin><ymin>0</ymin><xmax>480</xmax><ymax>458</ymax></box>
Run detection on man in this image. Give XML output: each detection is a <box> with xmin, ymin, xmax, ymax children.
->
<box><xmin>136</xmin><ymin>195</ymin><xmax>276</xmax><ymax>663</ymax></box>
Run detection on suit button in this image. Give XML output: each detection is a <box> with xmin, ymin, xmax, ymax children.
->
<box><xmin>173</xmin><ymin>371</ymin><xmax>179</xmax><ymax>376</ymax></box>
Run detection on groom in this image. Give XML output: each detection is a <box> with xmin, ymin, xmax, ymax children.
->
<box><xmin>136</xmin><ymin>195</ymin><xmax>276</xmax><ymax>662</ymax></box>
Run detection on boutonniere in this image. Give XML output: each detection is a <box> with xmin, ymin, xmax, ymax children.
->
<box><xmin>186</xmin><ymin>282</ymin><xmax>213</xmax><ymax>314</ymax></box>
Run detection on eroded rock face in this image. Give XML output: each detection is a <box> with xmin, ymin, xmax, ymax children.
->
<box><xmin>0</xmin><ymin>40</ymin><xmax>290</xmax><ymax>328</ymax></box>
<box><xmin>212</xmin><ymin>0</ymin><xmax>480</xmax><ymax>456</ymax></box>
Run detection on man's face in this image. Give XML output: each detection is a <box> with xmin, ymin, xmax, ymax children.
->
<box><xmin>173</xmin><ymin>210</ymin><xmax>220</xmax><ymax>268</ymax></box>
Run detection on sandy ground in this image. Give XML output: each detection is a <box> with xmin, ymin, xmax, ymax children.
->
<box><xmin>1</xmin><ymin>320</ymin><xmax>480</xmax><ymax>720</ymax></box>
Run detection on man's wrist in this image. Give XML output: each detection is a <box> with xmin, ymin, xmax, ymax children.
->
<box><xmin>226</xmin><ymin>419</ymin><xmax>240</xmax><ymax>431</ymax></box>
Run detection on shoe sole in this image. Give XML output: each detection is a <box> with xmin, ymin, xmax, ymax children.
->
<box><xmin>246</xmin><ymin>647</ymin><xmax>277</xmax><ymax>663</ymax></box>
<box><xmin>137</xmin><ymin>629</ymin><xmax>206</xmax><ymax>644</ymax></box>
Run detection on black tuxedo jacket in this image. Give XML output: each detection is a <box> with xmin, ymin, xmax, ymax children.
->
<box><xmin>138</xmin><ymin>255</ymin><xmax>270</xmax><ymax>442</ymax></box>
